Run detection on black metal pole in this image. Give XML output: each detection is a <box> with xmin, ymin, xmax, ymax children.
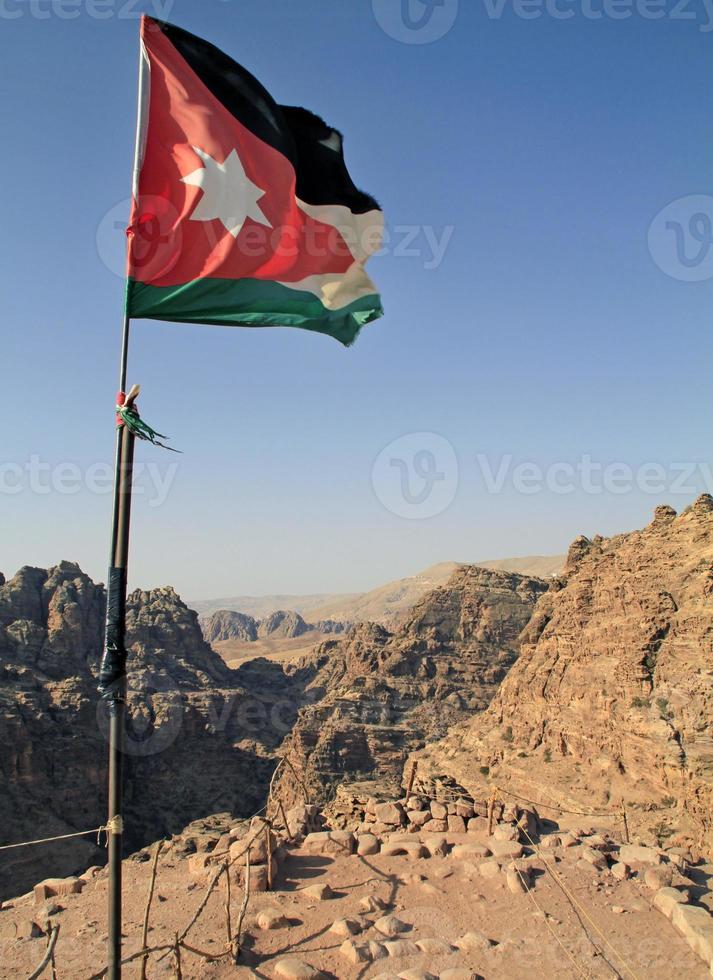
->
<box><xmin>99</xmin><ymin>314</ymin><xmax>135</xmax><ymax>980</ymax></box>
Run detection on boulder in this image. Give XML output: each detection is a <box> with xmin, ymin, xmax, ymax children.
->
<box><xmin>373</xmin><ymin>802</ymin><xmax>405</xmax><ymax>826</ymax></box>
<box><xmin>422</xmin><ymin>818</ymin><xmax>448</xmax><ymax>833</ymax></box>
<box><xmin>467</xmin><ymin>817</ymin><xmax>487</xmax><ymax>833</ymax></box>
<box><xmin>257</xmin><ymin>907</ymin><xmax>289</xmax><ymax>930</ymax></box>
<box><xmin>374</xmin><ymin>914</ymin><xmax>410</xmax><ymax>938</ymax></box>
<box><xmin>381</xmin><ymin>840</ymin><xmax>426</xmax><ymax>859</ymax></box>
<box><xmin>581</xmin><ymin>846</ymin><xmax>607</xmax><ymax>870</ymax></box>
<box><xmin>422</xmin><ymin>836</ymin><xmax>448</xmax><ymax>858</ymax></box>
<box><xmin>644</xmin><ymin>865</ymin><xmax>675</xmax><ymax>890</ymax></box>
<box><xmin>357</xmin><ymin>834</ymin><xmax>380</xmax><ymax>856</ymax></box>
<box><xmin>233</xmin><ymin>861</ymin><xmax>274</xmax><ymax>893</ymax></box>
<box><xmin>339</xmin><ymin>940</ymin><xmax>372</xmax><ymax>965</ymax></box>
<box><xmin>33</xmin><ymin>878</ymin><xmax>84</xmax><ymax>904</ymax></box>
<box><xmin>456</xmin><ymin>929</ymin><xmax>495</xmax><ymax>951</ymax></box>
<box><xmin>447</xmin><ymin>815</ymin><xmax>467</xmax><ymax>834</ymax></box>
<box><xmin>188</xmin><ymin>853</ymin><xmax>213</xmax><ymax>877</ymax></box>
<box><xmin>493</xmin><ymin>824</ymin><xmax>519</xmax><ymax>842</ymax></box>
<box><xmin>488</xmin><ymin>839</ymin><xmax>523</xmax><ymax>859</ymax></box>
<box><xmin>302</xmin><ymin>831</ymin><xmax>355</xmax><ymax>856</ymax></box>
<box><xmin>17</xmin><ymin>920</ymin><xmax>44</xmax><ymax>941</ymax></box>
<box><xmin>455</xmin><ymin>800</ymin><xmax>475</xmax><ymax>820</ymax></box>
<box><xmin>507</xmin><ymin>869</ymin><xmax>528</xmax><ymax>893</ymax></box>
<box><xmin>273</xmin><ymin>958</ymin><xmax>323</xmax><ymax>979</ymax></box>
<box><xmin>360</xmin><ymin>894</ymin><xmax>390</xmax><ymax>913</ymax></box>
<box><xmin>330</xmin><ymin>918</ymin><xmax>363</xmax><ymax>937</ymax></box>
<box><xmin>618</xmin><ymin>844</ymin><xmax>662</xmax><ymax>865</ymax></box>
<box><xmin>653</xmin><ymin>887</ymin><xmax>689</xmax><ymax>919</ymax></box>
<box><xmin>430</xmin><ymin>801</ymin><xmax>448</xmax><ymax>820</ymax></box>
<box><xmin>452</xmin><ymin>843</ymin><xmax>491</xmax><ymax>860</ymax></box>
<box><xmin>407</xmin><ymin>810</ymin><xmax>431</xmax><ymax>828</ymax></box>
<box><xmin>301</xmin><ymin>882</ymin><xmax>335</xmax><ymax>901</ymax></box>
<box><xmin>286</xmin><ymin>804</ymin><xmax>324</xmax><ymax>838</ymax></box>
<box><xmin>671</xmin><ymin>902</ymin><xmax>713</xmax><ymax>962</ymax></box>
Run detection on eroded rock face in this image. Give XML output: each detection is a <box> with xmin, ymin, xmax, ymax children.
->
<box><xmin>199</xmin><ymin>609</ymin><xmax>258</xmax><ymax>643</ymax></box>
<box><xmin>414</xmin><ymin>497</ymin><xmax>713</xmax><ymax>855</ymax></box>
<box><xmin>0</xmin><ymin>565</ymin><xmax>300</xmax><ymax>900</ymax></box>
<box><xmin>257</xmin><ymin>610</ymin><xmax>310</xmax><ymax>639</ymax></box>
<box><xmin>275</xmin><ymin>567</ymin><xmax>548</xmax><ymax>806</ymax></box>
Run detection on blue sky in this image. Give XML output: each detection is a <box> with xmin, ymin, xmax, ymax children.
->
<box><xmin>2</xmin><ymin>0</ymin><xmax>712</xmax><ymax>599</ymax></box>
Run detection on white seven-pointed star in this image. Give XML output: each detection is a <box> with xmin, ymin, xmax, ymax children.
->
<box><xmin>181</xmin><ymin>146</ymin><xmax>272</xmax><ymax>238</ymax></box>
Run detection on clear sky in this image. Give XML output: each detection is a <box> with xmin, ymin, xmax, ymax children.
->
<box><xmin>2</xmin><ymin>0</ymin><xmax>712</xmax><ymax>600</ymax></box>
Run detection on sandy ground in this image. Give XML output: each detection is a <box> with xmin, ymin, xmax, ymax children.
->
<box><xmin>215</xmin><ymin>631</ymin><xmax>327</xmax><ymax>668</ymax></box>
<box><xmin>1</xmin><ymin>821</ymin><xmax>709</xmax><ymax>980</ymax></box>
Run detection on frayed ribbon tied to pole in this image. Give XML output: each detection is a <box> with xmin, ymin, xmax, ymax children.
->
<box><xmin>116</xmin><ymin>384</ymin><xmax>180</xmax><ymax>452</ymax></box>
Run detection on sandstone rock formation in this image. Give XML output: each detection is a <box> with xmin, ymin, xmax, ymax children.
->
<box><xmin>258</xmin><ymin>609</ymin><xmax>310</xmax><ymax>640</ymax></box>
<box><xmin>199</xmin><ymin>608</ymin><xmax>349</xmax><ymax>647</ymax></box>
<box><xmin>275</xmin><ymin>567</ymin><xmax>548</xmax><ymax>806</ymax></box>
<box><xmin>199</xmin><ymin>609</ymin><xmax>258</xmax><ymax>643</ymax></box>
<box><xmin>413</xmin><ymin>497</ymin><xmax>713</xmax><ymax>855</ymax></box>
<box><xmin>0</xmin><ymin>563</ymin><xmax>301</xmax><ymax>900</ymax></box>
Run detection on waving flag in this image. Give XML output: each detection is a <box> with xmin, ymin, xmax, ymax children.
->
<box><xmin>126</xmin><ymin>16</ymin><xmax>383</xmax><ymax>346</ymax></box>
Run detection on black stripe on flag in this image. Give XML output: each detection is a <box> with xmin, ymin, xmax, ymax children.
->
<box><xmin>150</xmin><ymin>18</ymin><xmax>380</xmax><ymax>215</ymax></box>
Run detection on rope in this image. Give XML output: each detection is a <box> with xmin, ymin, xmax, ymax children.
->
<box><xmin>1</xmin><ymin>826</ymin><xmax>105</xmax><ymax>852</ymax></box>
<box><xmin>0</xmin><ymin>814</ymin><xmax>123</xmax><ymax>852</ymax></box>
<box><xmin>513</xmin><ymin>865</ymin><xmax>591</xmax><ymax>979</ymax></box>
<box><xmin>494</xmin><ymin>784</ymin><xmax>616</xmax><ymax>819</ymax></box>
<box><xmin>515</xmin><ymin>818</ymin><xmax>642</xmax><ymax>980</ymax></box>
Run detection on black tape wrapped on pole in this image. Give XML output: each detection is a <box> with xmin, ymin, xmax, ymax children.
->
<box><xmin>98</xmin><ymin>565</ymin><xmax>129</xmax><ymax>700</ymax></box>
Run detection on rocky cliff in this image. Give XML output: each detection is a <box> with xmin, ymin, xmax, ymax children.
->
<box><xmin>200</xmin><ymin>609</ymin><xmax>259</xmax><ymax>643</ymax></box>
<box><xmin>413</xmin><ymin>497</ymin><xmax>713</xmax><ymax>855</ymax></box>
<box><xmin>200</xmin><ymin>608</ymin><xmax>349</xmax><ymax>646</ymax></box>
<box><xmin>0</xmin><ymin>563</ymin><xmax>301</xmax><ymax>900</ymax></box>
<box><xmin>275</xmin><ymin>567</ymin><xmax>548</xmax><ymax>806</ymax></box>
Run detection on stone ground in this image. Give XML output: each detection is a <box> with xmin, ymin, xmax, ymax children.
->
<box><xmin>1</xmin><ymin>818</ymin><xmax>710</xmax><ymax>980</ymax></box>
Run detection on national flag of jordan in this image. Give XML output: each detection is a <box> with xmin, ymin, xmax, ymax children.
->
<box><xmin>125</xmin><ymin>16</ymin><xmax>383</xmax><ymax>346</ymax></box>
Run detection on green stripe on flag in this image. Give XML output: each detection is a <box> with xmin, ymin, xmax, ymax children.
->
<box><xmin>126</xmin><ymin>277</ymin><xmax>383</xmax><ymax>347</ymax></box>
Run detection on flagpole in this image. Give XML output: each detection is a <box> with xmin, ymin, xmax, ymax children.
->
<box><xmin>100</xmin><ymin>21</ymin><xmax>149</xmax><ymax>974</ymax></box>
<box><xmin>99</xmin><ymin>312</ymin><xmax>136</xmax><ymax>980</ymax></box>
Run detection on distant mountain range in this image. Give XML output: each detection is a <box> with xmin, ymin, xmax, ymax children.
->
<box><xmin>188</xmin><ymin>555</ymin><xmax>565</xmax><ymax>626</ymax></box>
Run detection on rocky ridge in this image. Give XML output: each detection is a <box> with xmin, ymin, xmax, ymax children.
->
<box><xmin>274</xmin><ymin>567</ymin><xmax>549</xmax><ymax>807</ymax></box>
<box><xmin>200</xmin><ymin>607</ymin><xmax>350</xmax><ymax>645</ymax></box>
<box><xmin>0</xmin><ymin>563</ymin><xmax>302</xmax><ymax>901</ymax></box>
<box><xmin>412</xmin><ymin>497</ymin><xmax>713</xmax><ymax>856</ymax></box>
